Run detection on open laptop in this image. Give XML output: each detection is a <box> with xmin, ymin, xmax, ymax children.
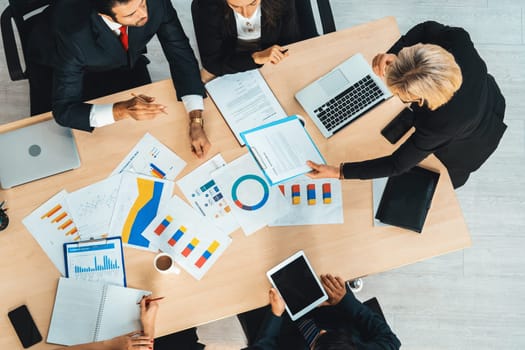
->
<box><xmin>295</xmin><ymin>53</ymin><xmax>392</xmax><ymax>138</ymax></box>
<box><xmin>0</xmin><ymin>119</ymin><xmax>81</xmax><ymax>189</ymax></box>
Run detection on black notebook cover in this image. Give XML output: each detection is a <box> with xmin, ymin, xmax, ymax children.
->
<box><xmin>375</xmin><ymin>167</ymin><xmax>440</xmax><ymax>233</ymax></box>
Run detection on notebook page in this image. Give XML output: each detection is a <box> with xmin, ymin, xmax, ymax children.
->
<box><xmin>95</xmin><ymin>285</ymin><xmax>150</xmax><ymax>341</ymax></box>
<box><xmin>47</xmin><ymin>277</ymin><xmax>104</xmax><ymax>346</ymax></box>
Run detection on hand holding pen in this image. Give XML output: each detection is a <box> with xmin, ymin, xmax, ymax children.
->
<box><xmin>251</xmin><ymin>45</ymin><xmax>290</xmax><ymax>65</ymax></box>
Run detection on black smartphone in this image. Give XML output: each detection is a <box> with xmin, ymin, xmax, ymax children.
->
<box><xmin>380</xmin><ymin>108</ymin><xmax>415</xmax><ymax>144</ymax></box>
<box><xmin>7</xmin><ymin>305</ymin><xmax>43</xmax><ymax>348</ymax></box>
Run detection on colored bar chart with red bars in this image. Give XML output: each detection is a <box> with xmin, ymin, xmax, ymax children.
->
<box><xmin>195</xmin><ymin>240</ymin><xmax>220</xmax><ymax>268</ymax></box>
<box><xmin>182</xmin><ymin>238</ymin><xmax>200</xmax><ymax>257</ymax></box>
<box><xmin>154</xmin><ymin>215</ymin><xmax>173</xmax><ymax>235</ymax></box>
<box><xmin>168</xmin><ymin>226</ymin><xmax>186</xmax><ymax>247</ymax></box>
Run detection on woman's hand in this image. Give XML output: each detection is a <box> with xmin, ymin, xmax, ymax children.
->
<box><xmin>140</xmin><ymin>296</ymin><xmax>159</xmax><ymax>338</ymax></box>
<box><xmin>269</xmin><ymin>288</ymin><xmax>285</xmax><ymax>317</ymax></box>
<box><xmin>306</xmin><ymin>160</ymin><xmax>339</xmax><ymax>179</ymax></box>
<box><xmin>252</xmin><ymin>45</ymin><xmax>289</xmax><ymax>65</ymax></box>
<box><xmin>372</xmin><ymin>53</ymin><xmax>397</xmax><ymax>78</ymax></box>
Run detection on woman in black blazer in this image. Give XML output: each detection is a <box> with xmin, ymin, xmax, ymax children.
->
<box><xmin>191</xmin><ymin>0</ymin><xmax>302</xmax><ymax>77</ymax></box>
<box><xmin>308</xmin><ymin>21</ymin><xmax>507</xmax><ymax>189</ymax></box>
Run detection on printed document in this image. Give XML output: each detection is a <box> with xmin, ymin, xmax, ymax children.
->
<box><xmin>205</xmin><ymin>69</ymin><xmax>287</xmax><ymax>145</ymax></box>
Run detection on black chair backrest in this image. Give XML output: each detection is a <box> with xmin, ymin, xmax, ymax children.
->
<box><xmin>295</xmin><ymin>0</ymin><xmax>319</xmax><ymax>40</ymax></box>
<box><xmin>1</xmin><ymin>0</ymin><xmax>51</xmax><ymax>80</ymax></box>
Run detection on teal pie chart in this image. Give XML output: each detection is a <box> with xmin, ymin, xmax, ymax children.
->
<box><xmin>231</xmin><ymin>174</ymin><xmax>270</xmax><ymax>211</ymax></box>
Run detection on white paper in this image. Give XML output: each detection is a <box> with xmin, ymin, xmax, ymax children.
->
<box><xmin>270</xmin><ymin>177</ymin><xmax>344</xmax><ymax>226</ymax></box>
<box><xmin>205</xmin><ymin>69</ymin><xmax>287</xmax><ymax>145</ymax></box>
<box><xmin>111</xmin><ymin>133</ymin><xmax>186</xmax><ymax>181</ymax></box>
<box><xmin>142</xmin><ymin>196</ymin><xmax>232</xmax><ymax>280</ymax></box>
<box><xmin>109</xmin><ymin>172</ymin><xmax>174</xmax><ymax>250</ymax></box>
<box><xmin>177</xmin><ymin>154</ymin><xmax>240</xmax><ymax>235</ymax></box>
<box><xmin>211</xmin><ymin>153</ymin><xmax>289</xmax><ymax>235</ymax></box>
<box><xmin>66</xmin><ymin>175</ymin><xmax>122</xmax><ymax>238</ymax></box>
<box><xmin>241</xmin><ymin>116</ymin><xmax>325</xmax><ymax>185</ymax></box>
<box><xmin>23</xmin><ymin>190</ymin><xmax>81</xmax><ymax>275</ymax></box>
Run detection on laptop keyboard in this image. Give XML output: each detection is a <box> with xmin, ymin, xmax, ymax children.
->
<box><xmin>314</xmin><ymin>75</ymin><xmax>385</xmax><ymax>132</ymax></box>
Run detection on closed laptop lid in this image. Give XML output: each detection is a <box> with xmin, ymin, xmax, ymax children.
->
<box><xmin>0</xmin><ymin>119</ymin><xmax>81</xmax><ymax>189</ymax></box>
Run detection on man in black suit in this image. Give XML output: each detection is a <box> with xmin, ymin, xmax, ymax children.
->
<box><xmin>28</xmin><ymin>0</ymin><xmax>210</xmax><ymax>157</ymax></box>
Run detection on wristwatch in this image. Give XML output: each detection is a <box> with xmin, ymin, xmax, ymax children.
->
<box><xmin>190</xmin><ymin>116</ymin><xmax>204</xmax><ymax>127</ymax></box>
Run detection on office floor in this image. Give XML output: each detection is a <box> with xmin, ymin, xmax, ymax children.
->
<box><xmin>0</xmin><ymin>1</ymin><xmax>524</xmax><ymax>349</ymax></box>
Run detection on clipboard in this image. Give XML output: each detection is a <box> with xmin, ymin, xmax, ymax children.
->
<box><xmin>63</xmin><ymin>236</ymin><xmax>127</xmax><ymax>286</ymax></box>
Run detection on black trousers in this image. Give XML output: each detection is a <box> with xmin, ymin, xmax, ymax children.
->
<box><xmin>154</xmin><ymin>327</ymin><xmax>205</xmax><ymax>350</ymax></box>
<box><xmin>27</xmin><ymin>56</ymin><xmax>151</xmax><ymax>116</ymax></box>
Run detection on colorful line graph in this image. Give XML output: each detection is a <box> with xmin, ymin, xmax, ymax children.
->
<box><xmin>168</xmin><ymin>226</ymin><xmax>186</xmax><ymax>247</ymax></box>
<box><xmin>154</xmin><ymin>215</ymin><xmax>173</xmax><ymax>236</ymax></box>
<box><xmin>231</xmin><ymin>174</ymin><xmax>270</xmax><ymax>211</ymax></box>
<box><xmin>195</xmin><ymin>240</ymin><xmax>220</xmax><ymax>268</ymax></box>
<box><xmin>150</xmin><ymin>163</ymin><xmax>166</xmax><ymax>179</ymax></box>
<box><xmin>182</xmin><ymin>238</ymin><xmax>199</xmax><ymax>257</ymax></box>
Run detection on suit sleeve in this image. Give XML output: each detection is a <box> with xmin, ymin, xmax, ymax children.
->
<box><xmin>246</xmin><ymin>312</ymin><xmax>283</xmax><ymax>350</ymax></box>
<box><xmin>388</xmin><ymin>21</ymin><xmax>449</xmax><ymax>54</ymax></box>
<box><xmin>51</xmin><ymin>32</ymin><xmax>94</xmax><ymax>131</ymax></box>
<box><xmin>193</xmin><ymin>2</ymin><xmax>260</xmax><ymax>76</ymax></box>
<box><xmin>157</xmin><ymin>0</ymin><xmax>205</xmax><ymax>99</ymax></box>
<box><xmin>337</xmin><ymin>292</ymin><xmax>401</xmax><ymax>349</ymax></box>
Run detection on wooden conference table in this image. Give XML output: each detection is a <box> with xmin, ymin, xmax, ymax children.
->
<box><xmin>0</xmin><ymin>17</ymin><xmax>470</xmax><ymax>349</ymax></box>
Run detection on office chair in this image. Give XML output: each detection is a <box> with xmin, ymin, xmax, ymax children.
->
<box><xmin>295</xmin><ymin>0</ymin><xmax>336</xmax><ymax>40</ymax></box>
<box><xmin>1</xmin><ymin>0</ymin><xmax>52</xmax><ymax>115</ymax></box>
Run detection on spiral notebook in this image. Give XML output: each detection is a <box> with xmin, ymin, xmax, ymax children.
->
<box><xmin>47</xmin><ymin>277</ymin><xmax>150</xmax><ymax>346</ymax></box>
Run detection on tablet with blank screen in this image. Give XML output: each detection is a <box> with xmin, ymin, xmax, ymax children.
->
<box><xmin>266</xmin><ymin>251</ymin><xmax>328</xmax><ymax>320</ymax></box>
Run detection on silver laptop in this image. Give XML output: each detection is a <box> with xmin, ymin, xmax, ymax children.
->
<box><xmin>295</xmin><ymin>53</ymin><xmax>392</xmax><ymax>138</ymax></box>
<box><xmin>0</xmin><ymin>119</ymin><xmax>81</xmax><ymax>189</ymax></box>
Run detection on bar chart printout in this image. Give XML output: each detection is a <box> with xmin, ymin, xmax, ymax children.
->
<box><xmin>65</xmin><ymin>237</ymin><xmax>126</xmax><ymax>286</ymax></box>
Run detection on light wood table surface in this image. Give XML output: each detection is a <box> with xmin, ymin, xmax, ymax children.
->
<box><xmin>0</xmin><ymin>17</ymin><xmax>470</xmax><ymax>349</ymax></box>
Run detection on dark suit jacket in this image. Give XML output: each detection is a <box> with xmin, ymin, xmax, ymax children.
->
<box><xmin>191</xmin><ymin>0</ymin><xmax>301</xmax><ymax>76</ymax></box>
<box><xmin>341</xmin><ymin>21</ymin><xmax>507</xmax><ymax>187</ymax></box>
<box><xmin>246</xmin><ymin>292</ymin><xmax>401</xmax><ymax>350</ymax></box>
<box><xmin>28</xmin><ymin>0</ymin><xmax>204</xmax><ymax>131</ymax></box>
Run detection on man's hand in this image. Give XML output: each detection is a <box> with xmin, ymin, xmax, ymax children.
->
<box><xmin>321</xmin><ymin>274</ymin><xmax>347</xmax><ymax>306</ymax></box>
<box><xmin>269</xmin><ymin>288</ymin><xmax>285</xmax><ymax>317</ymax></box>
<box><xmin>139</xmin><ymin>296</ymin><xmax>159</xmax><ymax>338</ymax></box>
<box><xmin>372</xmin><ymin>53</ymin><xmax>397</xmax><ymax>78</ymax></box>
<box><xmin>113</xmin><ymin>94</ymin><xmax>167</xmax><ymax>121</ymax></box>
<box><xmin>252</xmin><ymin>45</ymin><xmax>289</xmax><ymax>65</ymax></box>
<box><xmin>306</xmin><ymin>160</ymin><xmax>339</xmax><ymax>179</ymax></box>
<box><xmin>105</xmin><ymin>331</ymin><xmax>153</xmax><ymax>350</ymax></box>
<box><xmin>189</xmin><ymin>110</ymin><xmax>211</xmax><ymax>158</ymax></box>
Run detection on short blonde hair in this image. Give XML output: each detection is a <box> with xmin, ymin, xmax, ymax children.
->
<box><xmin>385</xmin><ymin>44</ymin><xmax>462</xmax><ymax>110</ymax></box>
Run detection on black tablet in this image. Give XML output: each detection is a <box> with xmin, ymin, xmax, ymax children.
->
<box><xmin>266</xmin><ymin>251</ymin><xmax>327</xmax><ymax>320</ymax></box>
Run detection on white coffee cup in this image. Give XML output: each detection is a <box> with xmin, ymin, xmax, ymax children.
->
<box><xmin>153</xmin><ymin>253</ymin><xmax>180</xmax><ymax>274</ymax></box>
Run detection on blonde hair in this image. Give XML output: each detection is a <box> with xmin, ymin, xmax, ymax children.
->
<box><xmin>385</xmin><ymin>44</ymin><xmax>462</xmax><ymax>110</ymax></box>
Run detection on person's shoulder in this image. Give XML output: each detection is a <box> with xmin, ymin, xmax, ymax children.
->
<box><xmin>51</xmin><ymin>0</ymin><xmax>93</xmax><ymax>34</ymax></box>
<box><xmin>193</xmin><ymin>0</ymin><xmax>224</xmax><ymax>12</ymax></box>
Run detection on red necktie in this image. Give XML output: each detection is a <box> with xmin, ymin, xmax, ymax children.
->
<box><xmin>119</xmin><ymin>26</ymin><xmax>129</xmax><ymax>51</ymax></box>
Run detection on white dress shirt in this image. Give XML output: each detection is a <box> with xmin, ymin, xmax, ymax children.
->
<box><xmin>89</xmin><ymin>16</ymin><xmax>204</xmax><ymax>128</ymax></box>
<box><xmin>234</xmin><ymin>5</ymin><xmax>262</xmax><ymax>41</ymax></box>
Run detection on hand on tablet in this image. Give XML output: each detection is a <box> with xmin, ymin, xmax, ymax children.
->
<box><xmin>321</xmin><ymin>274</ymin><xmax>347</xmax><ymax>306</ymax></box>
<box><xmin>269</xmin><ymin>288</ymin><xmax>285</xmax><ymax>317</ymax></box>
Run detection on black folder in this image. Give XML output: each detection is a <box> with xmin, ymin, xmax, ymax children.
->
<box><xmin>375</xmin><ymin>166</ymin><xmax>440</xmax><ymax>233</ymax></box>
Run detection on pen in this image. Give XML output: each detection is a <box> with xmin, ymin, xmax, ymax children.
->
<box><xmin>280</xmin><ymin>49</ymin><xmax>289</xmax><ymax>54</ymax></box>
<box><xmin>137</xmin><ymin>296</ymin><xmax>165</xmax><ymax>304</ymax></box>
<box><xmin>131</xmin><ymin>93</ymin><xmax>168</xmax><ymax>115</ymax></box>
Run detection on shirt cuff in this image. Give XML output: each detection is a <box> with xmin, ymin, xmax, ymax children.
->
<box><xmin>181</xmin><ymin>95</ymin><xmax>204</xmax><ymax>113</ymax></box>
<box><xmin>89</xmin><ymin>104</ymin><xmax>116</xmax><ymax>128</ymax></box>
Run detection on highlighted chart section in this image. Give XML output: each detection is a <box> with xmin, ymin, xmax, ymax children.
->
<box><xmin>182</xmin><ymin>238</ymin><xmax>200</xmax><ymax>257</ymax></box>
<box><xmin>168</xmin><ymin>226</ymin><xmax>186</xmax><ymax>247</ymax></box>
<box><xmin>195</xmin><ymin>241</ymin><xmax>220</xmax><ymax>268</ymax></box>
<box><xmin>154</xmin><ymin>215</ymin><xmax>173</xmax><ymax>235</ymax></box>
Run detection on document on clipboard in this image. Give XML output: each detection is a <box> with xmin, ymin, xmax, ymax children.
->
<box><xmin>63</xmin><ymin>237</ymin><xmax>127</xmax><ymax>286</ymax></box>
<box><xmin>241</xmin><ymin>115</ymin><xmax>325</xmax><ymax>185</ymax></box>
